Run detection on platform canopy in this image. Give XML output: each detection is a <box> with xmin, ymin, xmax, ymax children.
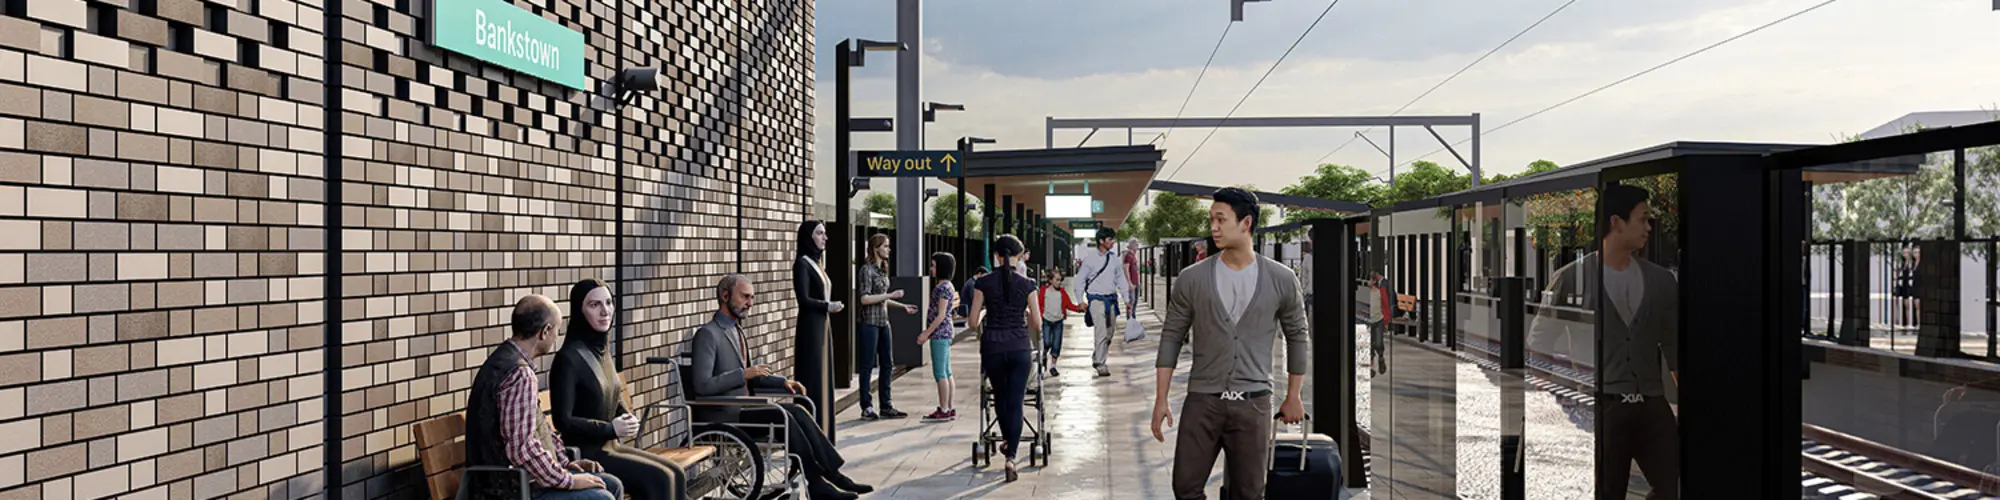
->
<box><xmin>959</xmin><ymin>145</ymin><xmax>1165</xmax><ymax>233</ymax></box>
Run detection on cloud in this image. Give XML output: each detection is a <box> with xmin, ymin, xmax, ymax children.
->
<box><xmin>813</xmin><ymin>0</ymin><xmax>2000</xmax><ymax>205</ymax></box>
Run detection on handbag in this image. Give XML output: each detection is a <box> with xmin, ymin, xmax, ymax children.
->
<box><xmin>1123</xmin><ymin>314</ymin><xmax>1146</xmax><ymax>342</ymax></box>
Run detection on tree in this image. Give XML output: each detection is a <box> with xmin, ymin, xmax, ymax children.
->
<box><xmin>862</xmin><ymin>192</ymin><xmax>896</xmax><ymax>229</ymax></box>
<box><xmin>1383</xmin><ymin>161</ymin><xmax>1474</xmax><ymax>206</ymax></box>
<box><xmin>925</xmin><ymin>192</ymin><xmax>981</xmax><ymax>237</ymax></box>
<box><xmin>1488</xmin><ymin>159</ymin><xmax>1562</xmax><ymax>183</ymax></box>
<box><xmin>1121</xmin><ymin>206</ymin><xmax>1147</xmax><ymax>243</ymax></box>
<box><xmin>1810</xmin><ymin>122</ymin><xmax>2000</xmax><ymax>259</ymax></box>
<box><xmin>1279</xmin><ymin>163</ymin><xmax>1389</xmax><ymax>230</ymax></box>
<box><xmin>1137</xmin><ymin>192</ymin><xmax>1208</xmax><ymax>245</ymax></box>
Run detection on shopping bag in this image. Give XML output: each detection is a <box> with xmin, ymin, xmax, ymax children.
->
<box><xmin>1123</xmin><ymin>315</ymin><xmax>1146</xmax><ymax>342</ymax></box>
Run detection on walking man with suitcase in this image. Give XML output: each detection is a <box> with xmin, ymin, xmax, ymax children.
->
<box><xmin>1151</xmin><ymin>187</ymin><xmax>1312</xmax><ymax>500</ymax></box>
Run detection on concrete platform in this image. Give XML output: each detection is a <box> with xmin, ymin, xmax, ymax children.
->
<box><xmin>827</xmin><ymin>302</ymin><xmax>1367</xmax><ymax>499</ymax></box>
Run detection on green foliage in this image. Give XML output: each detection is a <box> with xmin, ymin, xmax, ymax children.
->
<box><xmin>863</xmin><ymin>192</ymin><xmax>896</xmax><ymax>229</ymax></box>
<box><xmin>1382</xmin><ymin>161</ymin><xmax>1474</xmax><ymax>206</ymax></box>
<box><xmin>1122</xmin><ymin>206</ymin><xmax>1147</xmax><ymax>242</ymax></box>
<box><xmin>1137</xmin><ymin>192</ymin><xmax>1209</xmax><ymax>245</ymax></box>
<box><xmin>1810</xmin><ymin>120</ymin><xmax>2000</xmax><ymax>258</ymax></box>
<box><xmin>925</xmin><ymin>192</ymin><xmax>981</xmax><ymax>237</ymax></box>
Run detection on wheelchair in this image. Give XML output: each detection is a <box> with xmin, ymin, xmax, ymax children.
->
<box><xmin>638</xmin><ymin>355</ymin><xmax>818</xmax><ymax>500</ymax></box>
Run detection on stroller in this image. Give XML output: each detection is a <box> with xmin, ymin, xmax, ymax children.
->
<box><xmin>972</xmin><ymin>341</ymin><xmax>1053</xmax><ymax>468</ymax></box>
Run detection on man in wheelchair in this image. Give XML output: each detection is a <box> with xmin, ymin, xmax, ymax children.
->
<box><xmin>687</xmin><ymin>275</ymin><xmax>874</xmax><ymax>499</ymax></box>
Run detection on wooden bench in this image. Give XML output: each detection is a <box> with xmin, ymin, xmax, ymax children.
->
<box><xmin>412</xmin><ymin>395</ymin><xmax>716</xmax><ymax>500</ymax></box>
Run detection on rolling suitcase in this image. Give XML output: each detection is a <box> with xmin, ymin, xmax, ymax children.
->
<box><xmin>1223</xmin><ymin>414</ymin><xmax>1344</xmax><ymax>499</ymax></box>
<box><xmin>1267</xmin><ymin>414</ymin><xmax>1342</xmax><ymax>499</ymax></box>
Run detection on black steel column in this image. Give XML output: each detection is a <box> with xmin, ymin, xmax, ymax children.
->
<box><xmin>830</xmin><ymin>42</ymin><xmax>857</xmax><ymax>399</ymax></box>
<box><xmin>1000</xmin><ymin>195</ymin><xmax>1013</xmax><ymax>239</ymax></box>
<box><xmin>956</xmin><ymin>139</ymin><xmax>968</xmax><ymax>278</ymax></box>
<box><xmin>1310</xmin><ymin>221</ymin><xmax>1364</xmax><ymax>488</ymax></box>
<box><xmin>1013</xmin><ymin>203</ymin><xmax>1025</xmax><ymax>241</ymax></box>
<box><xmin>1495</xmin><ymin>276</ymin><xmax>1530</xmax><ymax>500</ymax></box>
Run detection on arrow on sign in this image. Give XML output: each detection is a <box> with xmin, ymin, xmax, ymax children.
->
<box><xmin>940</xmin><ymin>153</ymin><xmax>957</xmax><ymax>167</ymax></box>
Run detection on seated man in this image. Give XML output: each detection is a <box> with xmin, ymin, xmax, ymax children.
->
<box><xmin>465</xmin><ymin>295</ymin><xmax>625</xmax><ymax>500</ymax></box>
<box><xmin>688</xmin><ymin>275</ymin><xmax>874</xmax><ymax>500</ymax></box>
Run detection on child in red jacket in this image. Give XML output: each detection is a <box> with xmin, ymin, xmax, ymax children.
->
<box><xmin>1038</xmin><ymin>268</ymin><xmax>1088</xmax><ymax>377</ymax></box>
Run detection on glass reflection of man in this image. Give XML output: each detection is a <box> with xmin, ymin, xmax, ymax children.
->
<box><xmin>1528</xmin><ymin>184</ymin><xmax>1679</xmax><ymax>499</ymax></box>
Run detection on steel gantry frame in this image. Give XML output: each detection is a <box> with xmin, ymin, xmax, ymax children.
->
<box><xmin>1046</xmin><ymin>114</ymin><xmax>1486</xmax><ymax>187</ymax></box>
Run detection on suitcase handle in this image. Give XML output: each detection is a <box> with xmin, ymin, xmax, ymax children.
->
<box><xmin>1267</xmin><ymin>413</ymin><xmax>1313</xmax><ymax>472</ymax></box>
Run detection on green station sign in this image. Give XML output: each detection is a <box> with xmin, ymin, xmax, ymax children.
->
<box><xmin>430</xmin><ymin>0</ymin><xmax>588</xmax><ymax>90</ymax></box>
<box><xmin>1068</xmin><ymin>220</ymin><xmax>1101</xmax><ymax>230</ymax></box>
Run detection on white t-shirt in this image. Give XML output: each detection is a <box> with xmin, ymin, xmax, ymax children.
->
<box><xmin>1603</xmin><ymin>260</ymin><xmax>1644</xmax><ymax>326</ymax></box>
<box><xmin>1216</xmin><ymin>259</ymin><xmax>1260</xmax><ymax>325</ymax></box>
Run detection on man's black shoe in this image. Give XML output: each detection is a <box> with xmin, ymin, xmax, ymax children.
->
<box><xmin>808</xmin><ymin>481</ymin><xmax>859</xmax><ymax>500</ymax></box>
<box><xmin>859</xmin><ymin>408</ymin><xmax>879</xmax><ymax>421</ymax></box>
<box><xmin>827</xmin><ymin>473</ymin><xmax>875</xmax><ymax>494</ymax></box>
<box><xmin>879</xmin><ymin>407</ymin><xmax>909</xmax><ymax>419</ymax></box>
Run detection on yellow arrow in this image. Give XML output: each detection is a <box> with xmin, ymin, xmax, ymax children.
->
<box><xmin>940</xmin><ymin>153</ymin><xmax>957</xmax><ymax>166</ymax></box>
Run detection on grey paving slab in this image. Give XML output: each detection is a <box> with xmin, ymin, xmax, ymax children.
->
<box><xmin>829</xmin><ymin>294</ymin><xmax>1368</xmax><ymax>499</ymax></box>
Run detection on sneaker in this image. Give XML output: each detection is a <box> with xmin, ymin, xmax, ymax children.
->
<box><xmin>880</xmin><ymin>407</ymin><xmax>910</xmax><ymax>419</ymax></box>
<box><xmin>1095</xmin><ymin>365</ymin><xmax>1111</xmax><ymax>377</ymax></box>
<box><xmin>945</xmin><ymin>409</ymin><xmax>959</xmax><ymax>420</ymax></box>
<box><xmin>1050</xmin><ymin>366</ymin><xmax>1061</xmax><ymax>377</ymax></box>
<box><xmin>922</xmin><ymin>409</ymin><xmax>953</xmax><ymax>422</ymax></box>
<box><xmin>859</xmin><ymin>408</ymin><xmax>879</xmax><ymax>421</ymax></box>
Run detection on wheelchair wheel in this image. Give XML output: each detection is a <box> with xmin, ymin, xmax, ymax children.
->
<box><xmin>692</xmin><ymin>424</ymin><xmax>764</xmax><ymax>500</ymax></box>
<box><xmin>972</xmin><ymin>441</ymin><xmax>988</xmax><ymax>468</ymax></box>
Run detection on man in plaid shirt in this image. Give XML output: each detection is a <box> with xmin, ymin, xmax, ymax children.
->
<box><xmin>465</xmin><ymin>295</ymin><xmax>625</xmax><ymax>500</ymax></box>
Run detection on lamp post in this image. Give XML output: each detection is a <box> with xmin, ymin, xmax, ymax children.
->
<box><xmin>830</xmin><ymin>38</ymin><xmax>902</xmax><ymax>440</ymax></box>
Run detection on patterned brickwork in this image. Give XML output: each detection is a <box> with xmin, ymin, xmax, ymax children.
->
<box><xmin>0</xmin><ymin>0</ymin><xmax>816</xmax><ymax>498</ymax></box>
<box><xmin>0</xmin><ymin>0</ymin><xmax>334</xmax><ymax>498</ymax></box>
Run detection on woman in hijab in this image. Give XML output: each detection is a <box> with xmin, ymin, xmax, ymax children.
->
<box><xmin>793</xmin><ymin>221</ymin><xmax>845</xmax><ymax>424</ymax></box>
<box><xmin>550</xmin><ymin>279</ymin><xmax>687</xmax><ymax>499</ymax></box>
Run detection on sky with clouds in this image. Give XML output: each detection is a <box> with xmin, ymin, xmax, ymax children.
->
<box><xmin>812</xmin><ymin>0</ymin><xmax>2000</xmax><ymax>204</ymax></box>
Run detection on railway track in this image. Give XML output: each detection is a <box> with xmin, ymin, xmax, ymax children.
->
<box><xmin>1452</xmin><ymin>334</ymin><xmax>2000</xmax><ymax>499</ymax></box>
<box><xmin>1802</xmin><ymin>424</ymin><xmax>2000</xmax><ymax>499</ymax></box>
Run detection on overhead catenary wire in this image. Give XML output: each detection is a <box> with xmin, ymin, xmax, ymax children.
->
<box><xmin>1314</xmin><ymin>0</ymin><xmax>1580</xmax><ymax>167</ymax></box>
<box><xmin>1388</xmin><ymin>0</ymin><xmax>1842</xmax><ymax>170</ymax></box>
<box><xmin>1152</xmin><ymin>21</ymin><xmax>1236</xmax><ymax>148</ymax></box>
<box><xmin>1162</xmin><ymin>0</ymin><xmax>1345</xmax><ymax>181</ymax></box>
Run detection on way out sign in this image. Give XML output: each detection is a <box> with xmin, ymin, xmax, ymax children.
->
<box><xmin>856</xmin><ymin>150</ymin><xmax>961</xmax><ymax>177</ymax></box>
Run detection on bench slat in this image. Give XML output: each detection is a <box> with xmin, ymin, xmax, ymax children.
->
<box><xmin>428</xmin><ymin>470</ymin><xmax>461</xmax><ymax>500</ymax></box>
<box><xmin>414</xmin><ymin>414</ymin><xmax>465</xmax><ymax>450</ymax></box>
<box><xmin>646</xmin><ymin>446</ymin><xmax>718</xmax><ymax>469</ymax></box>
<box><xmin>421</xmin><ymin>440</ymin><xmax>467</xmax><ymax>477</ymax></box>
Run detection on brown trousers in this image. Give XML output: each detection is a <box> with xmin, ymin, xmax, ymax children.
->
<box><xmin>1173</xmin><ymin>392</ymin><xmax>1272</xmax><ymax>500</ymax></box>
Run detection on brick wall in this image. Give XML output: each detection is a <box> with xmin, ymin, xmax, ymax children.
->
<box><xmin>0</xmin><ymin>0</ymin><xmax>816</xmax><ymax>498</ymax></box>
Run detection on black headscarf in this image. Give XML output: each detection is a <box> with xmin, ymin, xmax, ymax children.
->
<box><xmin>797</xmin><ymin>220</ymin><xmax>826</xmax><ymax>261</ymax></box>
<box><xmin>566</xmin><ymin>279</ymin><xmax>611</xmax><ymax>353</ymax></box>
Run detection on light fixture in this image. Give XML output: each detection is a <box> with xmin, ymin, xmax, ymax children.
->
<box><xmin>1045</xmin><ymin>195</ymin><xmax>1093</xmax><ymax>219</ymax></box>
<box><xmin>851</xmin><ymin>178</ymin><xmax>871</xmax><ymax>191</ymax></box>
<box><xmin>614</xmin><ymin>67</ymin><xmax>663</xmax><ymax>105</ymax></box>
<box><xmin>924</xmin><ymin>188</ymin><xmax>940</xmax><ymax>200</ymax></box>
<box><xmin>925</xmin><ymin>102</ymin><xmax>965</xmax><ymax>122</ymax></box>
<box><xmin>846</xmin><ymin>39</ymin><xmax>906</xmax><ymax>67</ymax></box>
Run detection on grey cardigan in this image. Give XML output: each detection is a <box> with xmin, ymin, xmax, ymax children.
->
<box><xmin>1157</xmin><ymin>254</ymin><xmax>1312</xmax><ymax>394</ymax></box>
